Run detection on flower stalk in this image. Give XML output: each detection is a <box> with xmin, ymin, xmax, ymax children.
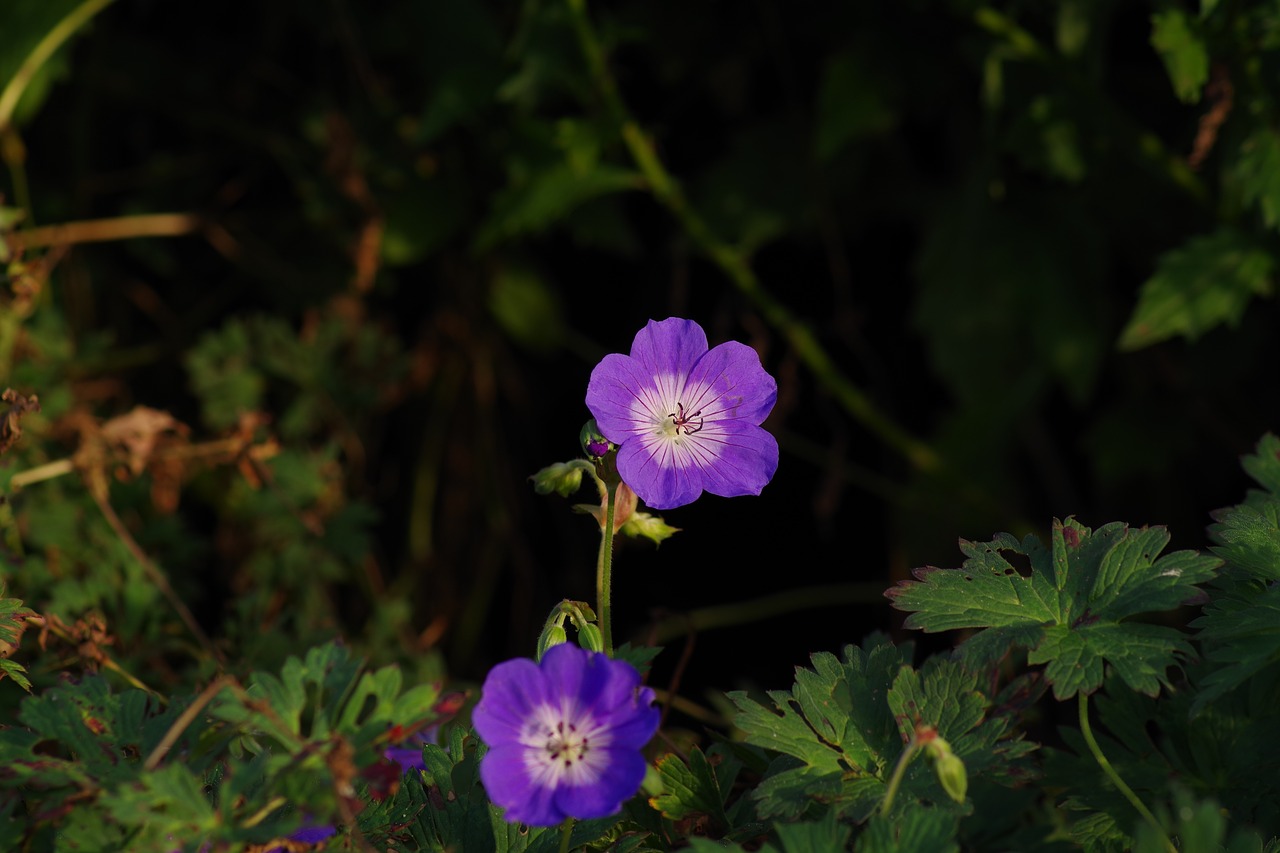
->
<box><xmin>1077</xmin><ymin>692</ymin><xmax>1175</xmax><ymax>853</ymax></box>
<box><xmin>597</xmin><ymin>479</ymin><xmax>618</xmax><ymax>656</ymax></box>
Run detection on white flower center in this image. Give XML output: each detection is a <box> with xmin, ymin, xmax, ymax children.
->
<box><xmin>520</xmin><ymin>702</ymin><xmax>610</xmax><ymax>787</ymax></box>
<box><xmin>638</xmin><ymin>374</ymin><xmax>715</xmax><ymax>448</ymax></box>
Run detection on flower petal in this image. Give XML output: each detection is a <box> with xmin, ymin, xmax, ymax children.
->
<box><xmin>616</xmin><ymin>435</ymin><xmax>705</xmax><ymax>509</ymax></box>
<box><xmin>472</xmin><ymin>657</ymin><xmax>547</xmax><ymax>745</ymax></box>
<box><xmin>600</xmin><ymin>686</ymin><xmax>660</xmax><ymax>748</ymax></box>
<box><xmin>480</xmin><ymin>746</ymin><xmax>564</xmax><ymax>826</ymax></box>
<box><xmin>686</xmin><ymin>421</ymin><xmax>778</xmax><ymax>499</ymax></box>
<box><xmin>586</xmin><ymin>353</ymin><xmax>663</xmax><ymax>445</ymax></box>
<box><xmin>684</xmin><ymin>340</ymin><xmax>777</xmax><ymax>426</ymax></box>
<box><xmin>554</xmin><ymin>747</ymin><xmax>649</xmax><ymax>820</ymax></box>
<box><xmin>540</xmin><ymin>643</ymin><xmax>596</xmax><ymax>707</ymax></box>
<box><xmin>627</xmin><ymin>317</ymin><xmax>707</xmax><ymax>375</ymax></box>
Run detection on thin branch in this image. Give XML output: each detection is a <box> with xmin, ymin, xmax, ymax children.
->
<box><xmin>144</xmin><ymin>675</ymin><xmax>233</xmax><ymax>770</ymax></box>
<box><xmin>4</xmin><ymin>212</ymin><xmax>202</xmax><ymax>252</ymax></box>
<box><xmin>86</xmin><ymin>468</ymin><xmax>225</xmax><ymax>666</ymax></box>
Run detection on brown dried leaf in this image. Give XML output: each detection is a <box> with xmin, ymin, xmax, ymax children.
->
<box><xmin>0</xmin><ymin>388</ymin><xmax>40</xmax><ymax>456</ymax></box>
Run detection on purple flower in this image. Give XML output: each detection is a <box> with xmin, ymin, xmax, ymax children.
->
<box><xmin>586</xmin><ymin>317</ymin><xmax>778</xmax><ymax>509</ymax></box>
<box><xmin>472</xmin><ymin>643</ymin><xmax>659</xmax><ymax>827</ymax></box>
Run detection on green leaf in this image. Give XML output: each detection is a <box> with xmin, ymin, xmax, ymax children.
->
<box><xmin>1192</xmin><ymin>572</ymin><xmax>1280</xmax><ymax>713</ymax></box>
<box><xmin>1240</xmin><ymin>432</ymin><xmax>1280</xmax><ymax>494</ymax></box>
<box><xmin>488</xmin><ymin>266</ymin><xmax>568</xmax><ymax>353</ymax></box>
<box><xmin>1118</xmin><ymin>229</ymin><xmax>1275</xmax><ymax>350</ymax></box>
<box><xmin>0</xmin><ymin>588</ymin><xmax>34</xmax><ymax>692</ymax></box>
<box><xmin>1208</xmin><ymin>500</ymin><xmax>1280</xmax><ymax>581</ymax></box>
<box><xmin>888</xmin><ymin>519</ymin><xmax>1220</xmax><ymax>699</ymax></box>
<box><xmin>773</xmin><ymin>810</ymin><xmax>853</xmax><ymax>851</ymax></box>
<box><xmin>856</xmin><ymin>804</ymin><xmax>959</xmax><ymax>853</ymax></box>
<box><xmin>97</xmin><ymin>763</ymin><xmax>219</xmax><ymax>850</ymax></box>
<box><xmin>731</xmin><ymin>637</ymin><xmax>1031</xmax><ymax>823</ymax></box>
<box><xmin>885</xmin><ymin>658</ymin><xmax>1036</xmax><ymax>794</ymax></box>
<box><xmin>476</xmin><ymin>161</ymin><xmax>640</xmax><ymax>248</ymax></box>
<box><xmin>729</xmin><ymin>638</ymin><xmax>908</xmax><ymax>820</ymax></box>
<box><xmin>1235</xmin><ymin>129</ymin><xmax>1280</xmax><ymax>231</ymax></box>
<box><xmin>1029</xmin><ymin>622</ymin><xmax>1189</xmax><ymax>698</ymax></box>
<box><xmin>815</xmin><ymin>50</ymin><xmax>896</xmax><ymax>161</ymax></box>
<box><xmin>1150</xmin><ymin>9</ymin><xmax>1209</xmax><ymax>103</ymax></box>
<box><xmin>651</xmin><ymin>746</ymin><xmax>730</xmax><ymax>830</ymax></box>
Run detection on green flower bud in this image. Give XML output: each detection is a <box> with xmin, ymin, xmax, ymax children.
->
<box><xmin>925</xmin><ymin>736</ymin><xmax>967</xmax><ymax>803</ymax></box>
<box><xmin>529</xmin><ymin>460</ymin><xmax>591</xmax><ymax>497</ymax></box>
<box><xmin>577</xmin><ymin>621</ymin><xmax>605</xmax><ymax>653</ymax></box>
<box><xmin>536</xmin><ymin>622</ymin><xmax>568</xmax><ymax>660</ymax></box>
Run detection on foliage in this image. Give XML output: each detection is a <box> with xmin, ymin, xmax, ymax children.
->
<box><xmin>3</xmin><ymin>0</ymin><xmax>1280</xmax><ymax>849</ymax></box>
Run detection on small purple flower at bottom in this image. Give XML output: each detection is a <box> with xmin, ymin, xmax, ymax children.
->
<box><xmin>586</xmin><ymin>317</ymin><xmax>778</xmax><ymax>510</ymax></box>
<box><xmin>263</xmin><ymin>816</ymin><xmax>336</xmax><ymax>852</ymax></box>
<box><xmin>472</xmin><ymin>643</ymin><xmax>659</xmax><ymax>827</ymax></box>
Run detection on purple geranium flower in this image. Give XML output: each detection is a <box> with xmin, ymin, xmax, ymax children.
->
<box><xmin>472</xmin><ymin>643</ymin><xmax>659</xmax><ymax>827</ymax></box>
<box><xmin>586</xmin><ymin>317</ymin><xmax>778</xmax><ymax>509</ymax></box>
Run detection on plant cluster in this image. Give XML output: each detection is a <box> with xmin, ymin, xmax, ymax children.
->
<box><xmin>4</xmin><ymin>0</ymin><xmax>1280</xmax><ymax>850</ymax></box>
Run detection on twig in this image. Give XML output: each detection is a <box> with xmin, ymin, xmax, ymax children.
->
<box><xmin>85</xmin><ymin>468</ymin><xmax>225</xmax><ymax>666</ymax></box>
<box><xmin>8</xmin><ymin>458</ymin><xmax>75</xmax><ymax>490</ymax></box>
<box><xmin>4</xmin><ymin>212</ymin><xmax>202</xmax><ymax>251</ymax></box>
<box><xmin>27</xmin><ymin>613</ymin><xmax>165</xmax><ymax>700</ymax></box>
<box><xmin>144</xmin><ymin>675</ymin><xmax>233</xmax><ymax>770</ymax></box>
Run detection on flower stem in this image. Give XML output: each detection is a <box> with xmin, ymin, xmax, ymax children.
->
<box><xmin>597</xmin><ymin>480</ymin><xmax>618</xmax><ymax>655</ymax></box>
<box><xmin>1077</xmin><ymin>692</ymin><xmax>1175</xmax><ymax>853</ymax></box>
<box><xmin>0</xmin><ymin>0</ymin><xmax>119</xmax><ymax>131</ymax></box>
<box><xmin>878</xmin><ymin>736</ymin><xmax>922</xmax><ymax>818</ymax></box>
<box><xmin>559</xmin><ymin>818</ymin><xmax>575</xmax><ymax>853</ymax></box>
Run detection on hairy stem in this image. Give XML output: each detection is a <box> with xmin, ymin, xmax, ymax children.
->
<box><xmin>596</xmin><ymin>480</ymin><xmax>618</xmax><ymax>655</ymax></box>
<box><xmin>1077</xmin><ymin>692</ymin><xmax>1175</xmax><ymax>853</ymax></box>
<box><xmin>879</xmin><ymin>736</ymin><xmax>922</xmax><ymax>818</ymax></box>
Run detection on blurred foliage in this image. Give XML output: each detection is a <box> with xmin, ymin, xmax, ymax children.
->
<box><xmin>3</xmin><ymin>0</ymin><xmax>1280</xmax><ymax>847</ymax></box>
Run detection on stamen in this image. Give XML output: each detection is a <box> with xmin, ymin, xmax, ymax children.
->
<box><xmin>668</xmin><ymin>401</ymin><xmax>704</xmax><ymax>435</ymax></box>
<box><xmin>541</xmin><ymin>713</ymin><xmax>594</xmax><ymax>770</ymax></box>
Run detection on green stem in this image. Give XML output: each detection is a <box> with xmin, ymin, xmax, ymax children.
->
<box><xmin>879</xmin><ymin>737</ymin><xmax>922</xmax><ymax>818</ymax></box>
<box><xmin>596</xmin><ymin>480</ymin><xmax>618</xmax><ymax>655</ymax></box>
<box><xmin>1077</xmin><ymin>692</ymin><xmax>1175</xmax><ymax>853</ymax></box>
<box><xmin>0</xmin><ymin>0</ymin><xmax>119</xmax><ymax>130</ymax></box>
<box><xmin>562</xmin><ymin>0</ymin><xmax>938</xmax><ymax>473</ymax></box>
<box><xmin>559</xmin><ymin>818</ymin><xmax>575</xmax><ymax>853</ymax></box>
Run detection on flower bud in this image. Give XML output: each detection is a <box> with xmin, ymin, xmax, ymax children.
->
<box><xmin>576</xmin><ymin>621</ymin><xmax>605</xmax><ymax>653</ymax></box>
<box><xmin>536</xmin><ymin>622</ymin><xmax>568</xmax><ymax>661</ymax></box>
<box><xmin>580</xmin><ymin>419</ymin><xmax>613</xmax><ymax>461</ymax></box>
<box><xmin>924</xmin><ymin>736</ymin><xmax>967</xmax><ymax>803</ymax></box>
<box><xmin>530</xmin><ymin>461</ymin><xmax>589</xmax><ymax>497</ymax></box>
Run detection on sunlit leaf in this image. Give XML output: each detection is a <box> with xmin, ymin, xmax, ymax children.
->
<box><xmin>888</xmin><ymin>519</ymin><xmax>1220</xmax><ymax>698</ymax></box>
<box><xmin>1150</xmin><ymin>9</ymin><xmax>1209</xmax><ymax>103</ymax></box>
<box><xmin>1118</xmin><ymin>229</ymin><xmax>1274</xmax><ymax>350</ymax></box>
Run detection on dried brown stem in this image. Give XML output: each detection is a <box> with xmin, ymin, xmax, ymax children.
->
<box><xmin>4</xmin><ymin>213</ymin><xmax>201</xmax><ymax>252</ymax></box>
